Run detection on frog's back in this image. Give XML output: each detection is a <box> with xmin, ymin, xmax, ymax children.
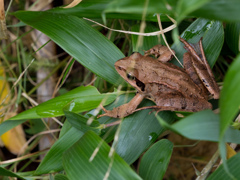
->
<box><xmin>137</xmin><ymin>57</ymin><xmax>204</xmax><ymax>99</ymax></box>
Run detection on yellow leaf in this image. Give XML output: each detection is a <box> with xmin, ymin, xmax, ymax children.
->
<box><xmin>226</xmin><ymin>143</ymin><xmax>237</xmax><ymax>159</ymax></box>
<box><xmin>0</xmin><ymin>62</ymin><xmax>27</xmax><ymax>155</ymax></box>
<box><xmin>1</xmin><ymin>114</ymin><xmax>27</xmax><ymax>155</ymax></box>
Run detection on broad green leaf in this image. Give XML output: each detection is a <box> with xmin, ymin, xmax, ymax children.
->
<box><xmin>220</xmin><ymin>55</ymin><xmax>240</xmax><ymax>141</ymax></box>
<box><xmin>139</xmin><ymin>139</ymin><xmax>173</xmax><ymax>180</ymax></box>
<box><xmin>10</xmin><ymin>86</ymin><xmax>118</xmax><ymax>120</ymax></box>
<box><xmin>0</xmin><ymin>86</ymin><xmax>118</xmax><ymax>136</ymax></box>
<box><xmin>208</xmin><ymin>153</ymin><xmax>240</xmax><ymax>180</ymax></box>
<box><xmin>111</xmin><ymin>95</ymin><xmax>175</xmax><ymax>164</ymax></box>
<box><xmin>98</xmin><ymin>94</ymin><xmax>175</xmax><ymax>164</ymax></box>
<box><xmin>63</xmin><ymin>131</ymin><xmax>142</xmax><ymax>180</ymax></box>
<box><xmin>225</xmin><ymin>22</ymin><xmax>240</xmax><ymax>55</ymax></box>
<box><xmin>64</xmin><ymin>111</ymin><xmax>101</xmax><ymax>134</ymax></box>
<box><xmin>191</xmin><ymin>0</ymin><xmax>240</xmax><ymax>22</ymax></box>
<box><xmin>35</xmin><ymin>126</ymin><xmax>84</xmax><ymax>175</ymax></box>
<box><xmin>10</xmin><ymin>86</ymin><xmax>117</xmax><ymax>120</ymax></box>
<box><xmin>172</xmin><ymin>18</ymin><xmax>224</xmax><ymax>68</ymax></box>
<box><xmin>13</xmin><ymin>11</ymin><xmax>125</xmax><ymax>86</ymax></box>
<box><xmin>0</xmin><ymin>167</ymin><xmax>25</xmax><ymax>179</ymax></box>
<box><xmin>157</xmin><ymin>110</ymin><xmax>240</xmax><ymax>143</ymax></box>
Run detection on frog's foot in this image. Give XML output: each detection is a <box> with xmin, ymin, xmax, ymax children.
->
<box><xmin>97</xmin><ymin>104</ymin><xmax>114</xmax><ymax>118</ymax></box>
<box><xmin>98</xmin><ymin>93</ymin><xmax>144</xmax><ymax>118</ymax></box>
<box><xmin>97</xmin><ymin>104</ymin><xmax>133</xmax><ymax>118</ymax></box>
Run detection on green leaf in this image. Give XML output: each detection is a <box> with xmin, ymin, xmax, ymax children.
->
<box><xmin>191</xmin><ymin>0</ymin><xmax>240</xmax><ymax>22</ymax></box>
<box><xmin>172</xmin><ymin>18</ymin><xmax>224</xmax><ymax>68</ymax></box>
<box><xmin>139</xmin><ymin>139</ymin><xmax>173</xmax><ymax>180</ymax></box>
<box><xmin>11</xmin><ymin>86</ymin><xmax>117</xmax><ymax>120</ymax></box>
<box><xmin>35</xmin><ymin>126</ymin><xmax>84</xmax><ymax>175</ymax></box>
<box><xmin>157</xmin><ymin>110</ymin><xmax>240</xmax><ymax>143</ymax></box>
<box><xmin>208</xmin><ymin>153</ymin><xmax>240</xmax><ymax>180</ymax></box>
<box><xmin>13</xmin><ymin>11</ymin><xmax>125</xmax><ymax>86</ymax></box>
<box><xmin>46</xmin><ymin>0</ymin><xmax>240</xmax><ymax>23</ymax></box>
<box><xmin>225</xmin><ymin>22</ymin><xmax>240</xmax><ymax>55</ymax></box>
<box><xmin>220</xmin><ymin>55</ymin><xmax>240</xmax><ymax>139</ymax></box>
<box><xmin>98</xmin><ymin>94</ymin><xmax>175</xmax><ymax>164</ymax></box>
<box><xmin>62</xmin><ymin>131</ymin><xmax>142</xmax><ymax>180</ymax></box>
<box><xmin>0</xmin><ymin>167</ymin><xmax>25</xmax><ymax>180</ymax></box>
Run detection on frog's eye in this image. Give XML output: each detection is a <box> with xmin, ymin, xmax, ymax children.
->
<box><xmin>127</xmin><ymin>73</ymin><xmax>136</xmax><ymax>80</ymax></box>
<box><xmin>117</xmin><ymin>66</ymin><xmax>123</xmax><ymax>70</ymax></box>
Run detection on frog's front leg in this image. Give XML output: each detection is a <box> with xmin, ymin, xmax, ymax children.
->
<box><xmin>98</xmin><ymin>93</ymin><xmax>145</xmax><ymax>118</ymax></box>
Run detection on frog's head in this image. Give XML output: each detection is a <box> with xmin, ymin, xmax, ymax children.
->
<box><xmin>115</xmin><ymin>52</ymin><xmax>145</xmax><ymax>92</ymax></box>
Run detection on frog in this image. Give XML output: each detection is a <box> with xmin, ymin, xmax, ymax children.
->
<box><xmin>98</xmin><ymin>37</ymin><xmax>220</xmax><ymax>118</ymax></box>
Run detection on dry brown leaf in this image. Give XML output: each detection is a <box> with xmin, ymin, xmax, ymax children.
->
<box><xmin>0</xmin><ymin>0</ymin><xmax>7</xmax><ymax>39</ymax></box>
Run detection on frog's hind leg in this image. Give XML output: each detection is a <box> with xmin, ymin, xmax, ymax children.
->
<box><xmin>183</xmin><ymin>52</ymin><xmax>209</xmax><ymax>99</ymax></box>
<box><xmin>180</xmin><ymin>37</ymin><xmax>220</xmax><ymax>99</ymax></box>
<box><xmin>134</xmin><ymin>93</ymin><xmax>212</xmax><ymax>113</ymax></box>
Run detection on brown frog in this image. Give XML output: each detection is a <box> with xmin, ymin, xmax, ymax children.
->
<box><xmin>98</xmin><ymin>37</ymin><xmax>220</xmax><ymax>118</ymax></box>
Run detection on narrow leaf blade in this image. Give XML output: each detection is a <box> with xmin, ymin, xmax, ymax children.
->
<box><xmin>35</xmin><ymin>126</ymin><xmax>84</xmax><ymax>175</ymax></box>
<box><xmin>208</xmin><ymin>153</ymin><xmax>240</xmax><ymax>180</ymax></box>
<box><xmin>157</xmin><ymin>110</ymin><xmax>240</xmax><ymax>144</ymax></box>
<box><xmin>139</xmin><ymin>139</ymin><xmax>173</xmax><ymax>180</ymax></box>
<box><xmin>220</xmin><ymin>55</ymin><xmax>240</xmax><ymax>140</ymax></box>
<box><xmin>13</xmin><ymin>11</ymin><xmax>125</xmax><ymax>85</ymax></box>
